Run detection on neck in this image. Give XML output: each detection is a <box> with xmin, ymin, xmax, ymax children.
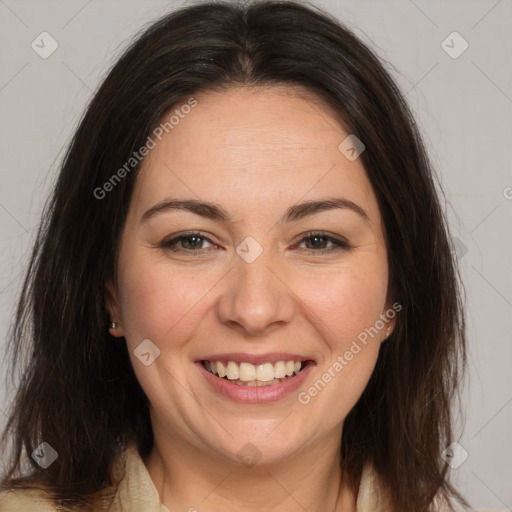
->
<box><xmin>144</xmin><ymin>424</ymin><xmax>357</xmax><ymax>512</ymax></box>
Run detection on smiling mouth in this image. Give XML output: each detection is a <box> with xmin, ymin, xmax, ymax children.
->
<box><xmin>200</xmin><ymin>359</ymin><xmax>311</xmax><ymax>387</ymax></box>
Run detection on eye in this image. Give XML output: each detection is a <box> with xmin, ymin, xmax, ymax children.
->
<box><xmin>160</xmin><ymin>231</ymin><xmax>350</xmax><ymax>256</ymax></box>
<box><xmin>296</xmin><ymin>232</ymin><xmax>350</xmax><ymax>254</ymax></box>
<box><xmin>160</xmin><ymin>232</ymin><xmax>217</xmax><ymax>253</ymax></box>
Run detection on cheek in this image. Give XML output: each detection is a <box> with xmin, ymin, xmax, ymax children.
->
<box><xmin>117</xmin><ymin>248</ymin><xmax>224</xmax><ymax>351</ymax></box>
<box><xmin>296</xmin><ymin>261</ymin><xmax>389</xmax><ymax>346</ymax></box>
<box><xmin>294</xmin><ymin>265</ymin><xmax>387</xmax><ymax>418</ymax></box>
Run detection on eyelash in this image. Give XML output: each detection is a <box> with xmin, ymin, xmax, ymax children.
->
<box><xmin>160</xmin><ymin>231</ymin><xmax>350</xmax><ymax>256</ymax></box>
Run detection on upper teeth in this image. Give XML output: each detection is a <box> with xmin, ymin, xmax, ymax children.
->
<box><xmin>205</xmin><ymin>360</ymin><xmax>303</xmax><ymax>382</ymax></box>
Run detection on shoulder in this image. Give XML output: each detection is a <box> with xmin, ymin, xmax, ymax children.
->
<box><xmin>357</xmin><ymin>462</ymin><xmax>394</xmax><ymax>511</ymax></box>
<box><xmin>357</xmin><ymin>463</ymin><xmax>474</xmax><ymax>512</ymax></box>
<box><xmin>0</xmin><ymin>488</ymin><xmax>59</xmax><ymax>511</ymax></box>
<box><xmin>0</xmin><ymin>446</ymin><xmax>131</xmax><ymax>512</ymax></box>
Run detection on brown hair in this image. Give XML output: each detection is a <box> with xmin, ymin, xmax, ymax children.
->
<box><xmin>1</xmin><ymin>1</ymin><xmax>469</xmax><ymax>510</ymax></box>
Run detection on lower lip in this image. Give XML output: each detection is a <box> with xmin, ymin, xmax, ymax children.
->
<box><xmin>196</xmin><ymin>361</ymin><xmax>315</xmax><ymax>404</ymax></box>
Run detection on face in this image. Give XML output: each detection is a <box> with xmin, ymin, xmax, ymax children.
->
<box><xmin>107</xmin><ymin>85</ymin><xmax>396</xmax><ymax>466</ymax></box>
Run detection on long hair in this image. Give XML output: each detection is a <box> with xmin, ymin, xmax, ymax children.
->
<box><xmin>1</xmin><ymin>1</ymin><xmax>469</xmax><ymax>510</ymax></box>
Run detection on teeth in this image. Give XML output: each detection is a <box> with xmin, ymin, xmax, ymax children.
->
<box><xmin>256</xmin><ymin>362</ymin><xmax>275</xmax><ymax>382</ymax></box>
<box><xmin>217</xmin><ymin>361</ymin><xmax>227</xmax><ymax>378</ymax></box>
<box><xmin>239</xmin><ymin>362</ymin><xmax>256</xmax><ymax>382</ymax></box>
<box><xmin>234</xmin><ymin>378</ymin><xmax>283</xmax><ymax>387</ymax></box>
<box><xmin>226</xmin><ymin>361</ymin><xmax>239</xmax><ymax>380</ymax></box>
<box><xmin>274</xmin><ymin>361</ymin><xmax>286</xmax><ymax>378</ymax></box>
<box><xmin>203</xmin><ymin>359</ymin><xmax>305</xmax><ymax>383</ymax></box>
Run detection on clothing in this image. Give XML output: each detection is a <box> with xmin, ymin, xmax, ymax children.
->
<box><xmin>0</xmin><ymin>443</ymin><xmax>438</xmax><ymax>511</ymax></box>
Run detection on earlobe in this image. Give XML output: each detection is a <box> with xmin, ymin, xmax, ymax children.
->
<box><xmin>382</xmin><ymin>298</ymin><xmax>399</xmax><ymax>341</ymax></box>
<box><xmin>105</xmin><ymin>279</ymin><xmax>123</xmax><ymax>337</ymax></box>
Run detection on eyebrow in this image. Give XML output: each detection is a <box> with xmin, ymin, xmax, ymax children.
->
<box><xmin>141</xmin><ymin>197</ymin><xmax>370</xmax><ymax>224</ymax></box>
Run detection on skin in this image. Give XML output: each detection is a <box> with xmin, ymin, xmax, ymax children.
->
<box><xmin>106</xmin><ymin>85</ymin><xmax>396</xmax><ymax>512</ymax></box>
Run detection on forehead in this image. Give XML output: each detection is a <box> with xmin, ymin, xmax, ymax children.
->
<box><xmin>153</xmin><ymin>85</ymin><xmax>348</xmax><ymax>163</ymax></box>
<box><xmin>132</xmin><ymin>85</ymin><xmax>381</xmax><ymax>225</ymax></box>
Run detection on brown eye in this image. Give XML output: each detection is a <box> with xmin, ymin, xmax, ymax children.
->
<box><xmin>161</xmin><ymin>232</ymin><xmax>216</xmax><ymax>253</ymax></box>
<box><xmin>298</xmin><ymin>232</ymin><xmax>350</xmax><ymax>253</ymax></box>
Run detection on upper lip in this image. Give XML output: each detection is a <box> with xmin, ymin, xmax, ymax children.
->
<box><xmin>197</xmin><ymin>352</ymin><xmax>314</xmax><ymax>365</ymax></box>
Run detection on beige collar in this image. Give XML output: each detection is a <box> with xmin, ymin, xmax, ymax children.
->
<box><xmin>108</xmin><ymin>444</ymin><xmax>393</xmax><ymax>512</ymax></box>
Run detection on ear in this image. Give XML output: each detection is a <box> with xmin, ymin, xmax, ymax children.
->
<box><xmin>381</xmin><ymin>297</ymin><xmax>399</xmax><ymax>341</ymax></box>
<box><xmin>105</xmin><ymin>279</ymin><xmax>124</xmax><ymax>337</ymax></box>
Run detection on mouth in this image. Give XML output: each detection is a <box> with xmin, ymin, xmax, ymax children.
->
<box><xmin>199</xmin><ymin>359</ymin><xmax>313</xmax><ymax>387</ymax></box>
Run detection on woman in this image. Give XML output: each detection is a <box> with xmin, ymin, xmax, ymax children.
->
<box><xmin>0</xmin><ymin>1</ymin><xmax>470</xmax><ymax>511</ymax></box>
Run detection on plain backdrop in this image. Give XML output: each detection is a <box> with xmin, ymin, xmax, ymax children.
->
<box><xmin>0</xmin><ymin>1</ymin><xmax>511</xmax><ymax>510</ymax></box>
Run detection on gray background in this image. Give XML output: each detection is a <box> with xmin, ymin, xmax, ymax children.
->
<box><xmin>0</xmin><ymin>1</ymin><xmax>511</xmax><ymax>510</ymax></box>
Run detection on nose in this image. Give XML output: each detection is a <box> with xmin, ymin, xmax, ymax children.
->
<box><xmin>216</xmin><ymin>248</ymin><xmax>295</xmax><ymax>336</ymax></box>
